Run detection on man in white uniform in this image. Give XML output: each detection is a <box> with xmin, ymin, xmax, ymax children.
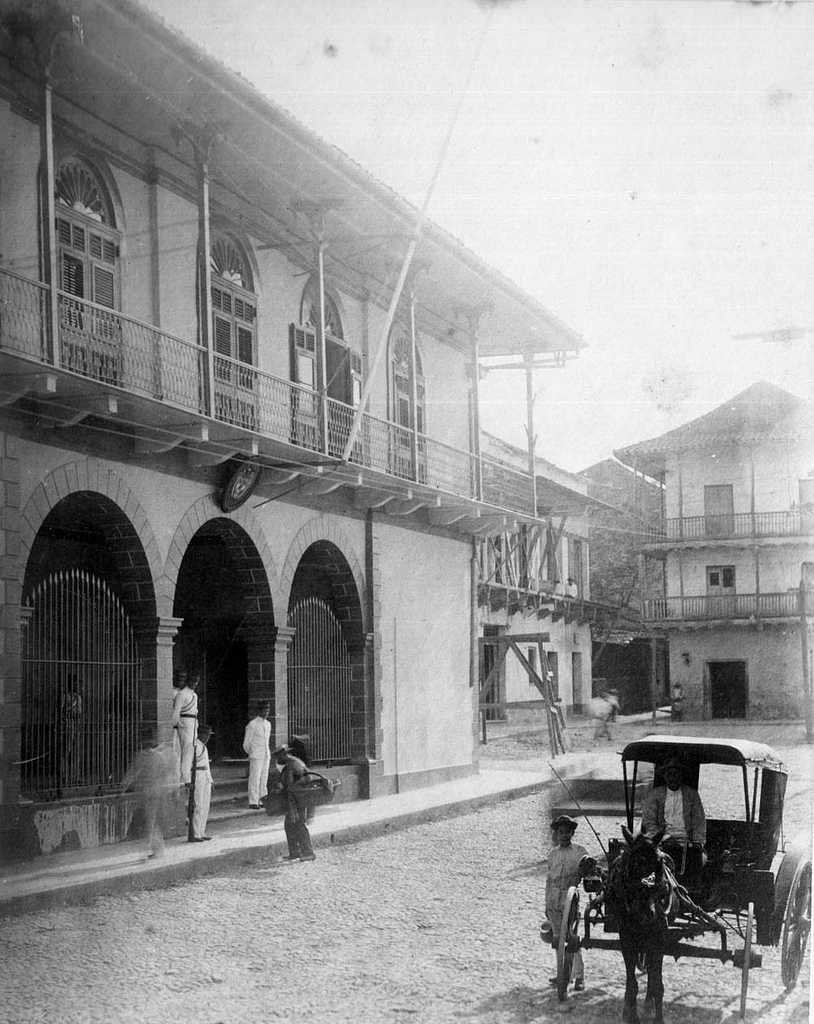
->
<box><xmin>243</xmin><ymin>700</ymin><xmax>271</xmax><ymax>809</ymax></box>
<box><xmin>190</xmin><ymin>723</ymin><xmax>213</xmax><ymax>842</ymax></box>
<box><xmin>172</xmin><ymin>674</ymin><xmax>199</xmax><ymax>784</ymax></box>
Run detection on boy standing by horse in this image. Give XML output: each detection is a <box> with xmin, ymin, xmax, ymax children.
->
<box><xmin>543</xmin><ymin>814</ymin><xmax>590</xmax><ymax>991</ymax></box>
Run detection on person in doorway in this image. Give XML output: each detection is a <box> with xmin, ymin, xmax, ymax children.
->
<box><xmin>190</xmin><ymin>723</ymin><xmax>214</xmax><ymax>842</ymax></box>
<box><xmin>243</xmin><ymin>700</ymin><xmax>271</xmax><ymax>809</ymax></box>
<box><xmin>542</xmin><ymin>814</ymin><xmax>589</xmax><ymax>991</ymax></box>
<box><xmin>671</xmin><ymin>684</ymin><xmax>684</xmax><ymax>722</ymax></box>
<box><xmin>172</xmin><ymin>673</ymin><xmax>199</xmax><ymax>784</ymax></box>
<box><xmin>59</xmin><ymin>674</ymin><xmax>84</xmax><ymax>786</ymax></box>
<box><xmin>641</xmin><ymin>757</ymin><xmax>707</xmax><ymax>859</ymax></box>
<box><xmin>122</xmin><ymin>727</ymin><xmax>176</xmax><ymax>860</ymax></box>
<box><xmin>274</xmin><ymin>743</ymin><xmax>316</xmax><ymax>862</ymax></box>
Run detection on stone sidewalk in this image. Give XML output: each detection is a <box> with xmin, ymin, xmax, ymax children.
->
<box><xmin>0</xmin><ymin>757</ymin><xmax>550</xmax><ymax>920</ymax></box>
<box><xmin>2</xmin><ymin>716</ymin><xmax>809</xmax><ymax>920</ymax></box>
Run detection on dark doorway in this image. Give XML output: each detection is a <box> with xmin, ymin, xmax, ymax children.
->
<box><xmin>174</xmin><ymin>534</ymin><xmax>249</xmax><ymax>760</ymax></box>
<box><xmin>709</xmin><ymin>660</ymin><xmax>747</xmax><ymax>718</ymax></box>
<box><xmin>481</xmin><ymin>625</ymin><xmax>506</xmax><ymax>721</ymax></box>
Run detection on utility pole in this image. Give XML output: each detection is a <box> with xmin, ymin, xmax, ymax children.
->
<box><xmin>800</xmin><ymin>562</ymin><xmax>814</xmax><ymax>744</ymax></box>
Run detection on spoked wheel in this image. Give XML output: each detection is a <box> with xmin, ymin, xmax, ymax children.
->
<box><xmin>739</xmin><ymin>901</ymin><xmax>754</xmax><ymax>1021</ymax></box>
<box><xmin>557</xmin><ymin>886</ymin><xmax>580</xmax><ymax>1002</ymax></box>
<box><xmin>781</xmin><ymin>858</ymin><xmax>812</xmax><ymax>990</ymax></box>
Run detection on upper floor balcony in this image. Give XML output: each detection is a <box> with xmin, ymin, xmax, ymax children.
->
<box><xmin>642</xmin><ymin>590</ymin><xmax>813</xmax><ymax>623</ymax></box>
<box><xmin>0</xmin><ymin>268</ymin><xmax>539</xmax><ymax>525</ymax></box>
<box><xmin>644</xmin><ymin>510</ymin><xmax>814</xmax><ymax>547</ymax></box>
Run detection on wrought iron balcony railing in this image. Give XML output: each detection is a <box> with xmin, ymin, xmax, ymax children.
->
<box><xmin>645</xmin><ymin>510</ymin><xmax>813</xmax><ymax>542</ymax></box>
<box><xmin>642</xmin><ymin>591</ymin><xmax>811</xmax><ymax>621</ymax></box>
<box><xmin>0</xmin><ymin>270</ymin><xmax>538</xmax><ymax>517</ymax></box>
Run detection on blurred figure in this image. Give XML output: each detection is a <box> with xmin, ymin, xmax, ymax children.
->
<box><xmin>591</xmin><ymin>689</ymin><xmax>618</xmax><ymax>742</ymax></box>
<box><xmin>242</xmin><ymin>700</ymin><xmax>271</xmax><ymax>809</ymax></box>
<box><xmin>59</xmin><ymin>674</ymin><xmax>83</xmax><ymax>786</ymax></box>
<box><xmin>122</xmin><ymin>728</ymin><xmax>176</xmax><ymax>859</ymax></box>
<box><xmin>190</xmin><ymin>724</ymin><xmax>214</xmax><ymax>842</ymax></box>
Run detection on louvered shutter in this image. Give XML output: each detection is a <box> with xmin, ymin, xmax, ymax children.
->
<box><xmin>289</xmin><ymin>323</ymin><xmax>317</xmax><ymax>388</ymax></box>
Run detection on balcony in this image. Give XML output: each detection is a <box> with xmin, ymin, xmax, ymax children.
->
<box><xmin>642</xmin><ymin>591</ymin><xmax>813</xmax><ymax>623</ymax></box>
<box><xmin>0</xmin><ymin>269</ymin><xmax>538</xmax><ymax>524</ymax></box>
<box><xmin>645</xmin><ymin>510</ymin><xmax>814</xmax><ymax>545</ymax></box>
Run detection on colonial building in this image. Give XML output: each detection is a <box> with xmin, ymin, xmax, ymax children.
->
<box><xmin>581</xmin><ymin>457</ymin><xmax>668</xmax><ymax>714</ymax></box>
<box><xmin>477</xmin><ymin>433</ymin><xmax>613</xmax><ymax>726</ymax></box>
<box><xmin>0</xmin><ymin>0</ymin><xmax>585</xmax><ymax>858</ymax></box>
<box><xmin>615</xmin><ymin>382</ymin><xmax>814</xmax><ymax>721</ymax></box>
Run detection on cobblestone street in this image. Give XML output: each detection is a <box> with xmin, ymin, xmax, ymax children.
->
<box><xmin>1</xmin><ymin>735</ymin><xmax>810</xmax><ymax>1024</ymax></box>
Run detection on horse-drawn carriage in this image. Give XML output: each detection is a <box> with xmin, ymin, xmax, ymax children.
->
<box><xmin>551</xmin><ymin>736</ymin><xmax>812</xmax><ymax>1019</ymax></box>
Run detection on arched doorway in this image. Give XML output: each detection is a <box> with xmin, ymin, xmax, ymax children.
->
<box><xmin>173</xmin><ymin>519</ymin><xmax>274</xmax><ymax>761</ymax></box>
<box><xmin>287</xmin><ymin>541</ymin><xmax>364</xmax><ymax>764</ymax></box>
<box><xmin>20</xmin><ymin>493</ymin><xmax>156</xmax><ymax>800</ymax></box>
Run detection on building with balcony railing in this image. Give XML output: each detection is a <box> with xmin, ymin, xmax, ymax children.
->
<box><xmin>477</xmin><ymin>434</ymin><xmax>619</xmax><ymax>720</ymax></box>
<box><xmin>0</xmin><ymin>0</ymin><xmax>586</xmax><ymax>860</ymax></box>
<box><xmin>616</xmin><ymin>382</ymin><xmax>814</xmax><ymax>722</ymax></box>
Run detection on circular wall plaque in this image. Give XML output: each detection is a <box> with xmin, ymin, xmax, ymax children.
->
<box><xmin>220</xmin><ymin>460</ymin><xmax>262</xmax><ymax>512</ymax></box>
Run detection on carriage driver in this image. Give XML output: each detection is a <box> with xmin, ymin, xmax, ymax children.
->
<box><xmin>542</xmin><ymin>814</ymin><xmax>593</xmax><ymax>992</ymax></box>
<box><xmin>642</xmin><ymin>757</ymin><xmax>707</xmax><ymax>863</ymax></box>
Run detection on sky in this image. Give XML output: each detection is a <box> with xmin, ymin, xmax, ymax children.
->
<box><xmin>142</xmin><ymin>0</ymin><xmax>814</xmax><ymax>473</ymax></box>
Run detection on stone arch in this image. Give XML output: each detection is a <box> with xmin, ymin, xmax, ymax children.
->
<box><xmin>280</xmin><ymin>518</ymin><xmax>366</xmax><ymax>641</ymax></box>
<box><xmin>19</xmin><ymin>460</ymin><xmax>162</xmax><ymax>619</ymax></box>
<box><xmin>161</xmin><ymin>495</ymin><xmax>279</xmax><ymax>620</ymax></box>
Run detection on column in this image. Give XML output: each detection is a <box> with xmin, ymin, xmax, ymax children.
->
<box><xmin>135</xmin><ymin>615</ymin><xmax>182</xmax><ymax>745</ymax></box>
<box><xmin>269</xmin><ymin>626</ymin><xmax>295</xmax><ymax>749</ymax></box>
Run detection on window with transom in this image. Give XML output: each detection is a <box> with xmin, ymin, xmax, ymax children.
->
<box><xmin>389</xmin><ymin>321</ymin><xmax>425</xmax><ymax>433</ymax></box>
<box><xmin>54</xmin><ymin>158</ymin><xmax>119</xmax><ymax>310</ymax></box>
<box><xmin>211</xmin><ymin>235</ymin><xmax>256</xmax><ymax>367</ymax></box>
<box><xmin>296</xmin><ymin>278</ymin><xmax>361</xmax><ymax>405</ymax></box>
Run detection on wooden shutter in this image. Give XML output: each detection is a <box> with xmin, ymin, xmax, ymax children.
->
<box><xmin>290</xmin><ymin>324</ymin><xmax>317</xmax><ymax>388</ymax></box>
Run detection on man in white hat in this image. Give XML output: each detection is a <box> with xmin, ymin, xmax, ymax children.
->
<box><xmin>189</xmin><ymin>723</ymin><xmax>214</xmax><ymax>842</ymax></box>
<box><xmin>243</xmin><ymin>700</ymin><xmax>272</xmax><ymax>809</ymax></box>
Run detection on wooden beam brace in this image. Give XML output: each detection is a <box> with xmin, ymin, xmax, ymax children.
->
<box><xmin>387</xmin><ymin>498</ymin><xmax>426</xmax><ymax>516</ymax></box>
<box><xmin>186</xmin><ymin>447</ymin><xmax>237</xmax><ymax>469</ymax></box>
<box><xmin>354</xmin><ymin>488</ymin><xmax>395</xmax><ymax>510</ymax></box>
<box><xmin>134</xmin><ymin>432</ymin><xmax>185</xmax><ymax>455</ymax></box>
<box><xmin>37</xmin><ymin>392</ymin><xmax>118</xmax><ymax>428</ymax></box>
<box><xmin>428</xmin><ymin>507</ymin><xmax>470</xmax><ymax>526</ymax></box>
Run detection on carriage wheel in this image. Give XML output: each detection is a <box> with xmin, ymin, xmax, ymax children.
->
<box><xmin>556</xmin><ymin>886</ymin><xmax>580</xmax><ymax>1002</ymax></box>
<box><xmin>780</xmin><ymin>858</ymin><xmax>812</xmax><ymax>990</ymax></box>
<box><xmin>738</xmin><ymin>901</ymin><xmax>754</xmax><ymax>1020</ymax></box>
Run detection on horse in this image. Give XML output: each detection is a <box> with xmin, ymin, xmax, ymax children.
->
<box><xmin>607</xmin><ymin>826</ymin><xmax>674</xmax><ymax>1024</ymax></box>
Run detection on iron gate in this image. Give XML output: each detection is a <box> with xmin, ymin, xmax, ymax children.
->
<box><xmin>288</xmin><ymin>594</ymin><xmax>352</xmax><ymax>762</ymax></box>
<box><xmin>21</xmin><ymin>569</ymin><xmax>140</xmax><ymax>798</ymax></box>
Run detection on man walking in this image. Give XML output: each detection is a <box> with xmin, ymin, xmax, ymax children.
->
<box><xmin>190</xmin><ymin>723</ymin><xmax>214</xmax><ymax>842</ymax></box>
<box><xmin>123</xmin><ymin>727</ymin><xmax>175</xmax><ymax>860</ymax></box>
<box><xmin>243</xmin><ymin>700</ymin><xmax>271</xmax><ymax>809</ymax></box>
<box><xmin>172</xmin><ymin>673</ymin><xmax>199</xmax><ymax>784</ymax></box>
<box><xmin>274</xmin><ymin>743</ymin><xmax>316</xmax><ymax>862</ymax></box>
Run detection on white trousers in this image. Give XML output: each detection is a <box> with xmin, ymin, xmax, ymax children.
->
<box><xmin>192</xmin><ymin>774</ymin><xmax>211</xmax><ymax>839</ymax></box>
<box><xmin>248</xmin><ymin>753</ymin><xmax>270</xmax><ymax>805</ymax></box>
<box><xmin>177</xmin><ymin>719</ymin><xmax>196</xmax><ymax>783</ymax></box>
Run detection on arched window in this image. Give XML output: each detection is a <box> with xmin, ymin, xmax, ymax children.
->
<box><xmin>390</xmin><ymin>320</ymin><xmax>425</xmax><ymax>433</ymax></box>
<box><xmin>54</xmin><ymin>158</ymin><xmax>119</xmax><ymax>310</ymax></box>
<box><xmin>211</xmin><ymin>234</ymin><xmax>256</xmax><ymax>367</ymax></box>
<box><xmin>293</xmin><ymin>278</ymin><xmax>361</xmax><ymax>406</ymax></box>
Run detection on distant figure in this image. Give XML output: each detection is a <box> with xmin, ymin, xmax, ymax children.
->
<box><xmin>274</xmin><ymin>743</ymin><xmax>316</xmax><ymax>863</ymax></box>
<box><xmin>607</xmin><ymin>688</ymin><xmax>620</xmax><ymax>723</ymax></box>
<box><xmin>59</xmin><ymin>674</ymin><xmax>83</xmax><ymax>785</ymax></box>
<box><xmin>565</xmin><ymin>577</ymin><xmax>578</xmax><ymax>599</ymax></box>
<box><xmin>173</xmin><ymin>674</ymin><xmax>199</xmax><ymax>784</ymax></box>
<box><xmin>122</xmin><ymin>728</ymin><xmax>176</xmax><ymax>859</ymax></box>
<box><xmin>592</xmin><ymin>689</ymin><xmax>618</xmax><ymax>741</ymax></box>
<box><xmin>190</xmin><ymin>724</ymin><xmax>214</xmax><ymax>842</ymax></box>
<box><xmin>243</xmin><ymin>700</ymin><xmax>271</xmax><ymax>809</ymax></box>
<box><xmin>671</xmin><ymin>684</ymin><xmax>684</xmax><ymax>722</ymax></box>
